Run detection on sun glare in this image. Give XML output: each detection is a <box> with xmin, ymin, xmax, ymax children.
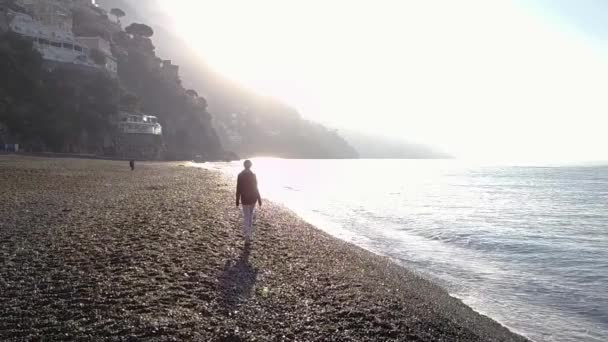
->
<box><xmin>159</xmin><ymin>0</ymin><xmax>608</xmax><ymax>161</ymax></box>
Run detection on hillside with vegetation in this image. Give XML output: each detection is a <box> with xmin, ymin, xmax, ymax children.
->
<box><xmin>0</xmin><ymin>31</ymin><xmax>120</xmax><ymax>153</ymax></box>
<box><xmin>97</xmin><ymin>0</ymin><xmax>359</xmax><ymax>159</ymax></box>
<box><xmin>0</xmin><ymin>0</ymin><xmax>229</xmax><ymax>159</ymax></box>
<box><xmin>0</xmin><ymin>0</ymin><xmax>359</xmax><ymax>159</ymax></box>
<box><xmin>109</xmin><ymin>26</ymin><xmax>225</xmax><ymax>160</ymax></box>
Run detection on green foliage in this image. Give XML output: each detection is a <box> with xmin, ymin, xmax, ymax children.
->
<box><xmin>125</xmin><ymin>23</ymin><xmax>154</xmax><ymax>38</ymax></box>
<box><xmin>0</xmin><ymin>33</ymin><xmax>120</xmax><ymax>152</ymax></box>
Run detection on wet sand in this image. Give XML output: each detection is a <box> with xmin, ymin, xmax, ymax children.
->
<box><xmin>0</xmin><ymin>156</ymin><xmax>529</xmax><ymax>341</ymax></box>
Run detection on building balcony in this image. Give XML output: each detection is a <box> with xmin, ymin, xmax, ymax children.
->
<box><xmin>118</xmin><ymin>112</ymin><xmax>163</xmax><ymax>136</ymax></box>
<box><xmin>118</xmin><ymin>122</ymin><xmax>162</xmax><ymax>136</ymax></box>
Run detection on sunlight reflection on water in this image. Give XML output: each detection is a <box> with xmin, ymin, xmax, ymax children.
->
<box><xmin>192</xmin><ymin>158</ymin><xmax>608</xmax><ymax>342</ymax></box>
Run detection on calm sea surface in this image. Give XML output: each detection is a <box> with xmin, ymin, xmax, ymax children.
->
<box><xmin>198</xmin><ymin>159</ymin><xmax>608</xmax><ymax>342</ymax></box>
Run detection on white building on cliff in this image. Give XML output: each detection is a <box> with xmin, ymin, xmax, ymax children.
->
<box><xmin>118</xmin><ymin>111</ymin><xmax>162</xmax><ymax>136</ymax></box>
<box><xmin>7</xmin><ymin>7</ymin><xmax>116</xmax><ymax>74</ymax></box>
<box><xmin>9</xmin><ymin>11</ymin><xmax>88</xmax><ymax>63</ymax></box>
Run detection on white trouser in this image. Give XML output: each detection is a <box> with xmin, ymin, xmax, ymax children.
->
<box><xmin>242</xmin><ymin>205</ymin><xmax>255</xmax><ymax>241</ymax></box>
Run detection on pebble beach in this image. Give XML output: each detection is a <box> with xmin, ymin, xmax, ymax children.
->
<box><xmin>0</xmin><ymin>156</ymin><xmax>530</xmax><ymax>341</ymax></box>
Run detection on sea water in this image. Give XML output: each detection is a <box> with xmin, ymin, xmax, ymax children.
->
<box><xmin>198</xmin><ymin>159</ymin><xmax>608</xmax><ymax>342</ymax></box>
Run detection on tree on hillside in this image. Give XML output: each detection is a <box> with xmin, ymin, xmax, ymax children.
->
<box><xmin>41</xmin><ymin>67</ymin><xmax>120</xmax><ymax>152</ymax></box>
<box><xmin>1</xmin><ymin>31</ymin><xmax>122</xmax><ymax>152</ymax></box>
<box><xmin>110</xmin><ymin>8</ymin><xmax>126</xmax><ymax>24</ymax></box>
<box><xmin>185</xmin><ymin>89</ymin><xmax>209</xmax><ymax>110</ymax></box>
<box><xmin>197</xmin><ymin>97</ymin><xmax>208</xmax><ymax>110</ymax></box>
<box><xmin>185</xmin><ymin>89</ymin><xmax>198</xmax><ymax>97</ymax></box>
<box><xmin>125</xmin><ymin>23</ymin><xmax>154</xmax><ymax>38</ymax></box>
<box><xmin>0</xmin><ymin>32</ymin><xmax>45</xmax><ymax>145</ymax></box>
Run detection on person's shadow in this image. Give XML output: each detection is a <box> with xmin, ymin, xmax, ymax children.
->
<box><xmin>218</xmin><ymin>243</ymin><xmax>258</xmax><ymax>312</ymax></box>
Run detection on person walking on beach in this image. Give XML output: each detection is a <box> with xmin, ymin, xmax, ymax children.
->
<box><xmin>236</xmin><ymin>160</ymin><xmax>262</xmax><ymax>244</ymax></box>
<box><xmin>129</xmin><ymin>160</ymin><xmax>135</xmax><ymax>171</ymax></box>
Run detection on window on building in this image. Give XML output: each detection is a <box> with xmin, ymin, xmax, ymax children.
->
<box><xmin>63</xmin><ymin>43</ymin><xmax>74</xmax><ymax>50</ymax></box>
<box><xmin>39</xmin><ymin>39</ymin><xmax>50</xmax><ymax>45</ymax></box>
<box><xmin>51</xmin><ymin>42</ymin><xmax>62</xmax><ymax>48</ymax></box>
<box><xmin>75</xmin><ymin>45</ymin><xmax>83</xmax><ymax>52</ymax></box>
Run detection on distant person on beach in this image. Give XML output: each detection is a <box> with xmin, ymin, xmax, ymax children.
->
<box><xmin>236</xmin><ymin>160</ymin><xmax>262</xmax><ymax>243</ymax></box>
<box><xmin>129</xmin><ymin>160</ymin><xmax>135</xmax><ymax>171</ymax></box>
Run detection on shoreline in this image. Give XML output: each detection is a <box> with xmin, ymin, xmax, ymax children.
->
<box><xmin>0</xmin><ymin>156</ymin><xmax>530</xmax><ymax>341</ymax></box>
<box><xmin>195</xmin><ymin>160</ymin><xmax>534</xmax><ymax>342</ymax></box>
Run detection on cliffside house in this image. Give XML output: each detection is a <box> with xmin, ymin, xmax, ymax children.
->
<box><xmin>9</xmin><ymin>11</ymin><xmax>87</xmax><ymax>63</ymax></box>
<box><xmin>113</xmin><ymin>111</ymin><xmax>163</xmax><ymax>159</ymax></box>
<box><xmin>118</xmin><ymin>111</ymin><xmax>163</xmax><ymax>136</ymax></box>
<box><xmin>7</xmin><ymin>8</ymin><xmax>116</xmax><ymax>74</ymax></box>
<box><xmin>76</xmin><ymin>36</ymin><xmax>117</xmax><ymax>74</ymax></box>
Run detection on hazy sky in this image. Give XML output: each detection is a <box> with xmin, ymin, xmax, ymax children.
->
<box><xmin>149</xmin><ymin>0</ymin><xmax>607</xmax><ymax>161</ymax></box>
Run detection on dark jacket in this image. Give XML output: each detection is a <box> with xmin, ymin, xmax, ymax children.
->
<box><xmin>236</xmin><ymin>169</ymin><xmax>262</xmax><ymax>206</ymax></box>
